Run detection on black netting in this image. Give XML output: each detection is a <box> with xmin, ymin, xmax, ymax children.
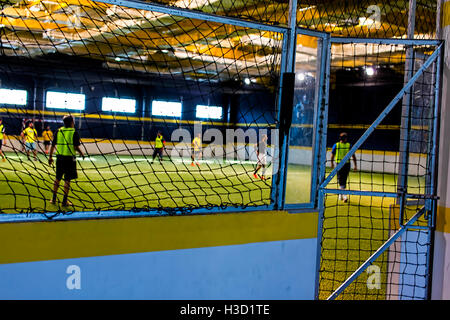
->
<box><xmin>0</xmin><ymin>0</ymin><xmax>283</xmax><ymax>214</ymax></box>
<box><xmin>318</xmin><ymin>40</ymin><xmax>439</xmax><ymax>300</ymax></box>
<box><xmin>0</xmin><ymin>0</ymin><xmax>441</xmax><ymax>301</ymax></box>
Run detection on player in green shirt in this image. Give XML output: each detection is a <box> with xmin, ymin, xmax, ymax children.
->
<box><xmin>330</xmin><ymin>132</ymin><xmax>358</xmax><ymax>202</ymax></box>
<box><xmin>151</xmin><ymin>131</ymin><xmax>166</xmax><ymax>164</ymax></box>
<box><xmin>48</xmin><ymin>115</ymin><xmax>84</xmax><ymax>207</ymax></box>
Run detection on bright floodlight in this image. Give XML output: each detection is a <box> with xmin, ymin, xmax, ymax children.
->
<box><xmin>152</xmin><ymin>100</ymin><xmax>182</xmax><ymax>117</ymax></box>
<box><xmin>102</xmin><ymin>97</ymin><xmax>136</xmax><ymax>113</ymax></box>
<box><xmin>297</xmin><ymin>73</ymin><xmax>306</xmax><ymax>81</ymax></box>
<box><xmin>46</xmin><ymin>91</ymin><xmax>85</xmax><ymax>110</ymax></box>
<box><xmin>196</xmin><ymin>105</ymin><xmax>223</xmax><ymax>119</ymax></box>
<box><xmin>0</xmin><ymin>88</ymin><xmax>27</xmax><ymax>105</ymax></box>
<box><xmin>244</xmin><ymin>78</ymin><xmax>251</xmax><ymax>85</ymax></box>
<box><xmin>365</xmin><ymin>67</ymin><xmax>375</xmax><ymax>76</ymax></box>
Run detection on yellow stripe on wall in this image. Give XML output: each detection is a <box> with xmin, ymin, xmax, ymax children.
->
<box><xmin>437</xmin><ymin>206</ymin><xmax>450</xmax><ymax>234</ymax></box>
<box><xmin>389</xmin><ymin>206</ymin><xmax>450</xmax><ymax>234</ymax></box>
<box><xmin>0</xmin><ymin>107</ymin><xmax>274</xmax><ymax>127</ymax></box>
<box><xmin>0</xmin><ymin>107</ymin><xmax>426</xmax><ymax>130</ymax></box>
<box><xmin>0</xmin><ymin>210</ymin><xmax>318</xmax><ymax>265</ymax></box>
<box><xmin>443</xmin><ymin>1</ymin><xmax>450</xmax><ymax>28</ymax></box>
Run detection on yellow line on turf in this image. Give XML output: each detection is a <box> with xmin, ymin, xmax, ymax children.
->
<box><xmin>3</xmin><ymin>134</ymin><xmax>429</xmax><ymax>158</ymax></box>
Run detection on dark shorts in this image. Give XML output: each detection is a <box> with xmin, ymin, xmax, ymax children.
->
<box><xmin>153</xmin><ymin>147</ymin><xmax>163</xmax><ymax>157</ymax></box>
<box><xmin>43</xmin><ymin>141</ymin><xmax>51</xmax><ymax>146</ymax></box>
<box><xmin>337</xmin><ymin>162</ymin><xmax>351</xmax><ymax>188</ymax></box>
<box><xmin>56</xmin><ymin>156</ymin><xmax>78</xmax><ymax>181</ymax></box>
<box><xmin>0</xmin><ymin>139</ymin><xmax>2</xmax><ymax>150</ymax></box>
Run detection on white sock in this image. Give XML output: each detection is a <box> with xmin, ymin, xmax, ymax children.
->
<box><xmin>339</xmin><ymin>186</ymin><xmax>346</xmax><ymax>201</ymax></box>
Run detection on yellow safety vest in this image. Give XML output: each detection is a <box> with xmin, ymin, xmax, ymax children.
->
<box><xmin>155</xmin><ymin>135</ymin><xmax>164</xmax><ymax>148</ymax></box>
<box><xmin>56</xmin><ymin>127</ymin><xmax>76</xmax><ymax>157</ymax></box>
<box><xmin>335</xmin><ymin>142</ymin><xmax>350</xmax><ymax>164</ymax></box>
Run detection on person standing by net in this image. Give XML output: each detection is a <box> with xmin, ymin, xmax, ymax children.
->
<box><xmin>330</xmin><ymin>132</ymin><xmax>358</xmax><ymax>202</ymax></box>
<box><xmin>21</xmin><ymin>121</ymin><xmax>38</xmax><ymax>161</ymax></box>
<box><xmin>253</xmin><ymin>134</ymin><xmax>268</xmax><ymax>180</ymax></box>
<box><xmin>48</xmin><ymin>115</ymin><xmax>84</xmax><ymax>207</ymax></box>
<box><xmin>42</xmin><ymin>125</ymin><xmax>53</xmax><ymax>154</ymax></box>
<box><xmin>191</xmin><ymin>132</ymin><xmax>202</xmax><ymax>166</ymax></box>
<box><xmin>151</xmin><ymin>130</ymin><xmax>165</xmax><ymax>164</ymax></box>
<box><xmin>0</xmin><ymin>118</ymin><xmax>6</xmax><ymax>162</ymax></box>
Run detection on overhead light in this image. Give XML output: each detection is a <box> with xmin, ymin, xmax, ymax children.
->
<box><xmin>106</xmin><ymin>5</ymin><xmax>116</xmax><ymax>16</ymax></box>
<box><xmin>115</xmin><ymin>57</ymin><xmax>121</xmax><ymax>62</ymax></box>
<box><xmin>29</xmin><ymin>5</ymin><xmax>41</xmax><ymax>12</ymax></box>
<box><xmin>365</xmin><ymin>67</ymin><xmax>375</xmax><ymax>76</ymax></box>
<box><xmin>244</xmin><ymin>78</ymin><xmax>251</xmax><ymax>85</ymax></box>
<box><xmin>299</xmin><ymin>5</ymin><xmax>316</xmax><ymax>12</ymax></box>
<box><xmin>161</xmin><ymin>49</ymin><xmax>169</xmax><ymax>53</ymax></box>
<box><xmin>297</xmin><ymin>73</ymin><xmax>306</xmax><ymax>81</ymax></box>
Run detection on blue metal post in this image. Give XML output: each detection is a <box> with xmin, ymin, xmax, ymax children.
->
<box><xmin>428</xmin><ymin>44</ymin><xmax>443</xmax><ymax>229</ymax></box>
<box><xmin>310</xmin><ymin>33</ymin><xmax>330</xmax><ymax>207</ymax></box>
<box><xmin>424</xmin><ymin>44</ymin><xmax>444</xmax><ymax>299</ymax></box>
<box><xmin>314</xmin><ymin>33</ymin><xmax>331</xmax><ymax>299</ymax></box>
<box><xmin>398</xmin><ymin>0</ymin><xmax>416</xmax><ymax>225</ymax></box>
<box><xmin>270</xmin><ymin>30</ymin><xmax>290</xmax><ymax>206</ymax></box>
<box><xmin>275</xmin><ymin>0</ymin><xmax>297</xmax><ymax>209</ymax></box>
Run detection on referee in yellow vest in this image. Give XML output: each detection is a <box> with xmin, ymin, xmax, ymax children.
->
<box><xmin>330</xmin><ymin>132</ymin><xmax>357</xmax><ymax>202</ymax></box>
<box><xmin>0</xmin><ymin>118</ymin><xmax>6</xmax><ymax>162</ymax></box>
<box><xmin>48</xmin><ymin>115</ymin><xmax>84</xmax><ymax>207</ymax></box>
<box><xmin>151</xmin><ymin>131</ymin><xmax>166</xmax><ymax>164</ymax></box>
<box><xmin>191</xmin><ymin>133</ymin><xmax>202</xmax><ymax>166</ymax></box>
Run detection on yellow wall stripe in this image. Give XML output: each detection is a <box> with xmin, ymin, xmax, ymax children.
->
<box><xmin>0</xmin><ymin>107</ymin><xmax>275</xmax><ymax>127</ymax></box>
<box><xmin>437</xmin><ymin>206</ymin><xmax>450</xmax><ymax>233</ymax></box>
<box><xmin>0</xmin><ymin>107</ymin><xmax>426</xmax><ymax>130</ymax></box>
<box><xmin>389</xmin><ymin>206</ymin><xmax>450</xmax><ymax>234</ymax></box>
<box><xmin>443</xmin><ymin>1</ymin><xmax>450</xmax><ymax>28</ymax></box>
<box><xmin>0</xmin><ymin>210</ymin><xmax>318</xmax><ymax>265</ymax></box>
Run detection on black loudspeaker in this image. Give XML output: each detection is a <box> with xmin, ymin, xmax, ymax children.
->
<box><xmin>279</xmin><ymin>72</ymin><xmax>295</xmax><ymax>135</ymax></box>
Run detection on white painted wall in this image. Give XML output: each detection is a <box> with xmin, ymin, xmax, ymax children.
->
<box><xmin>432</xmin><ymin>0</ymin><xmax>450</xmax><ymax>300</ymax></box>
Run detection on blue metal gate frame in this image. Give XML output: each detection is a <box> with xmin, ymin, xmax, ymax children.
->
<box><xmin>0</xmin><ymin>2</ymin><xmax>444</xmax><ymax>302</ymax></box>
<box><xmin>0</xmin><ymin>0</ymin><xmax>331</xmax><ymax>222</ymax></box>
<box><xmin>314</xmin><ymin>37</ymin><xmax>444</xmax><ymax>300</ymax></box>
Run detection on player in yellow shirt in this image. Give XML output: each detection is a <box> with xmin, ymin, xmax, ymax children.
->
<box><xmin>21</xmin><ymin>121</ymin><xmax>38</xmax><ymax>161</ymax></box>
<box><xmin>0</xmin><ymin>118</ymin><xmax>6</xmax><ymax>162</ymax></box>
<box><xmin>191</xmin><ymin>133</ymin><xmax>202</xmax><ymax>166</ymax></box>
<box><xmin>42</xmin><ymin>126</ymin><xmax>53</xmax><ymax>154</ymax></box>
<box><xmin>151</xmin><ymin>131</ymin><xmax>166</xmax><ymax>164</ymax></box>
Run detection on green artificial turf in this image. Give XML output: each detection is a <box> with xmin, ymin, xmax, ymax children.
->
<box><xmin>0</xmin><ymin>151</ymin><xmax>428</xmax><ymax>300</ymax></box>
